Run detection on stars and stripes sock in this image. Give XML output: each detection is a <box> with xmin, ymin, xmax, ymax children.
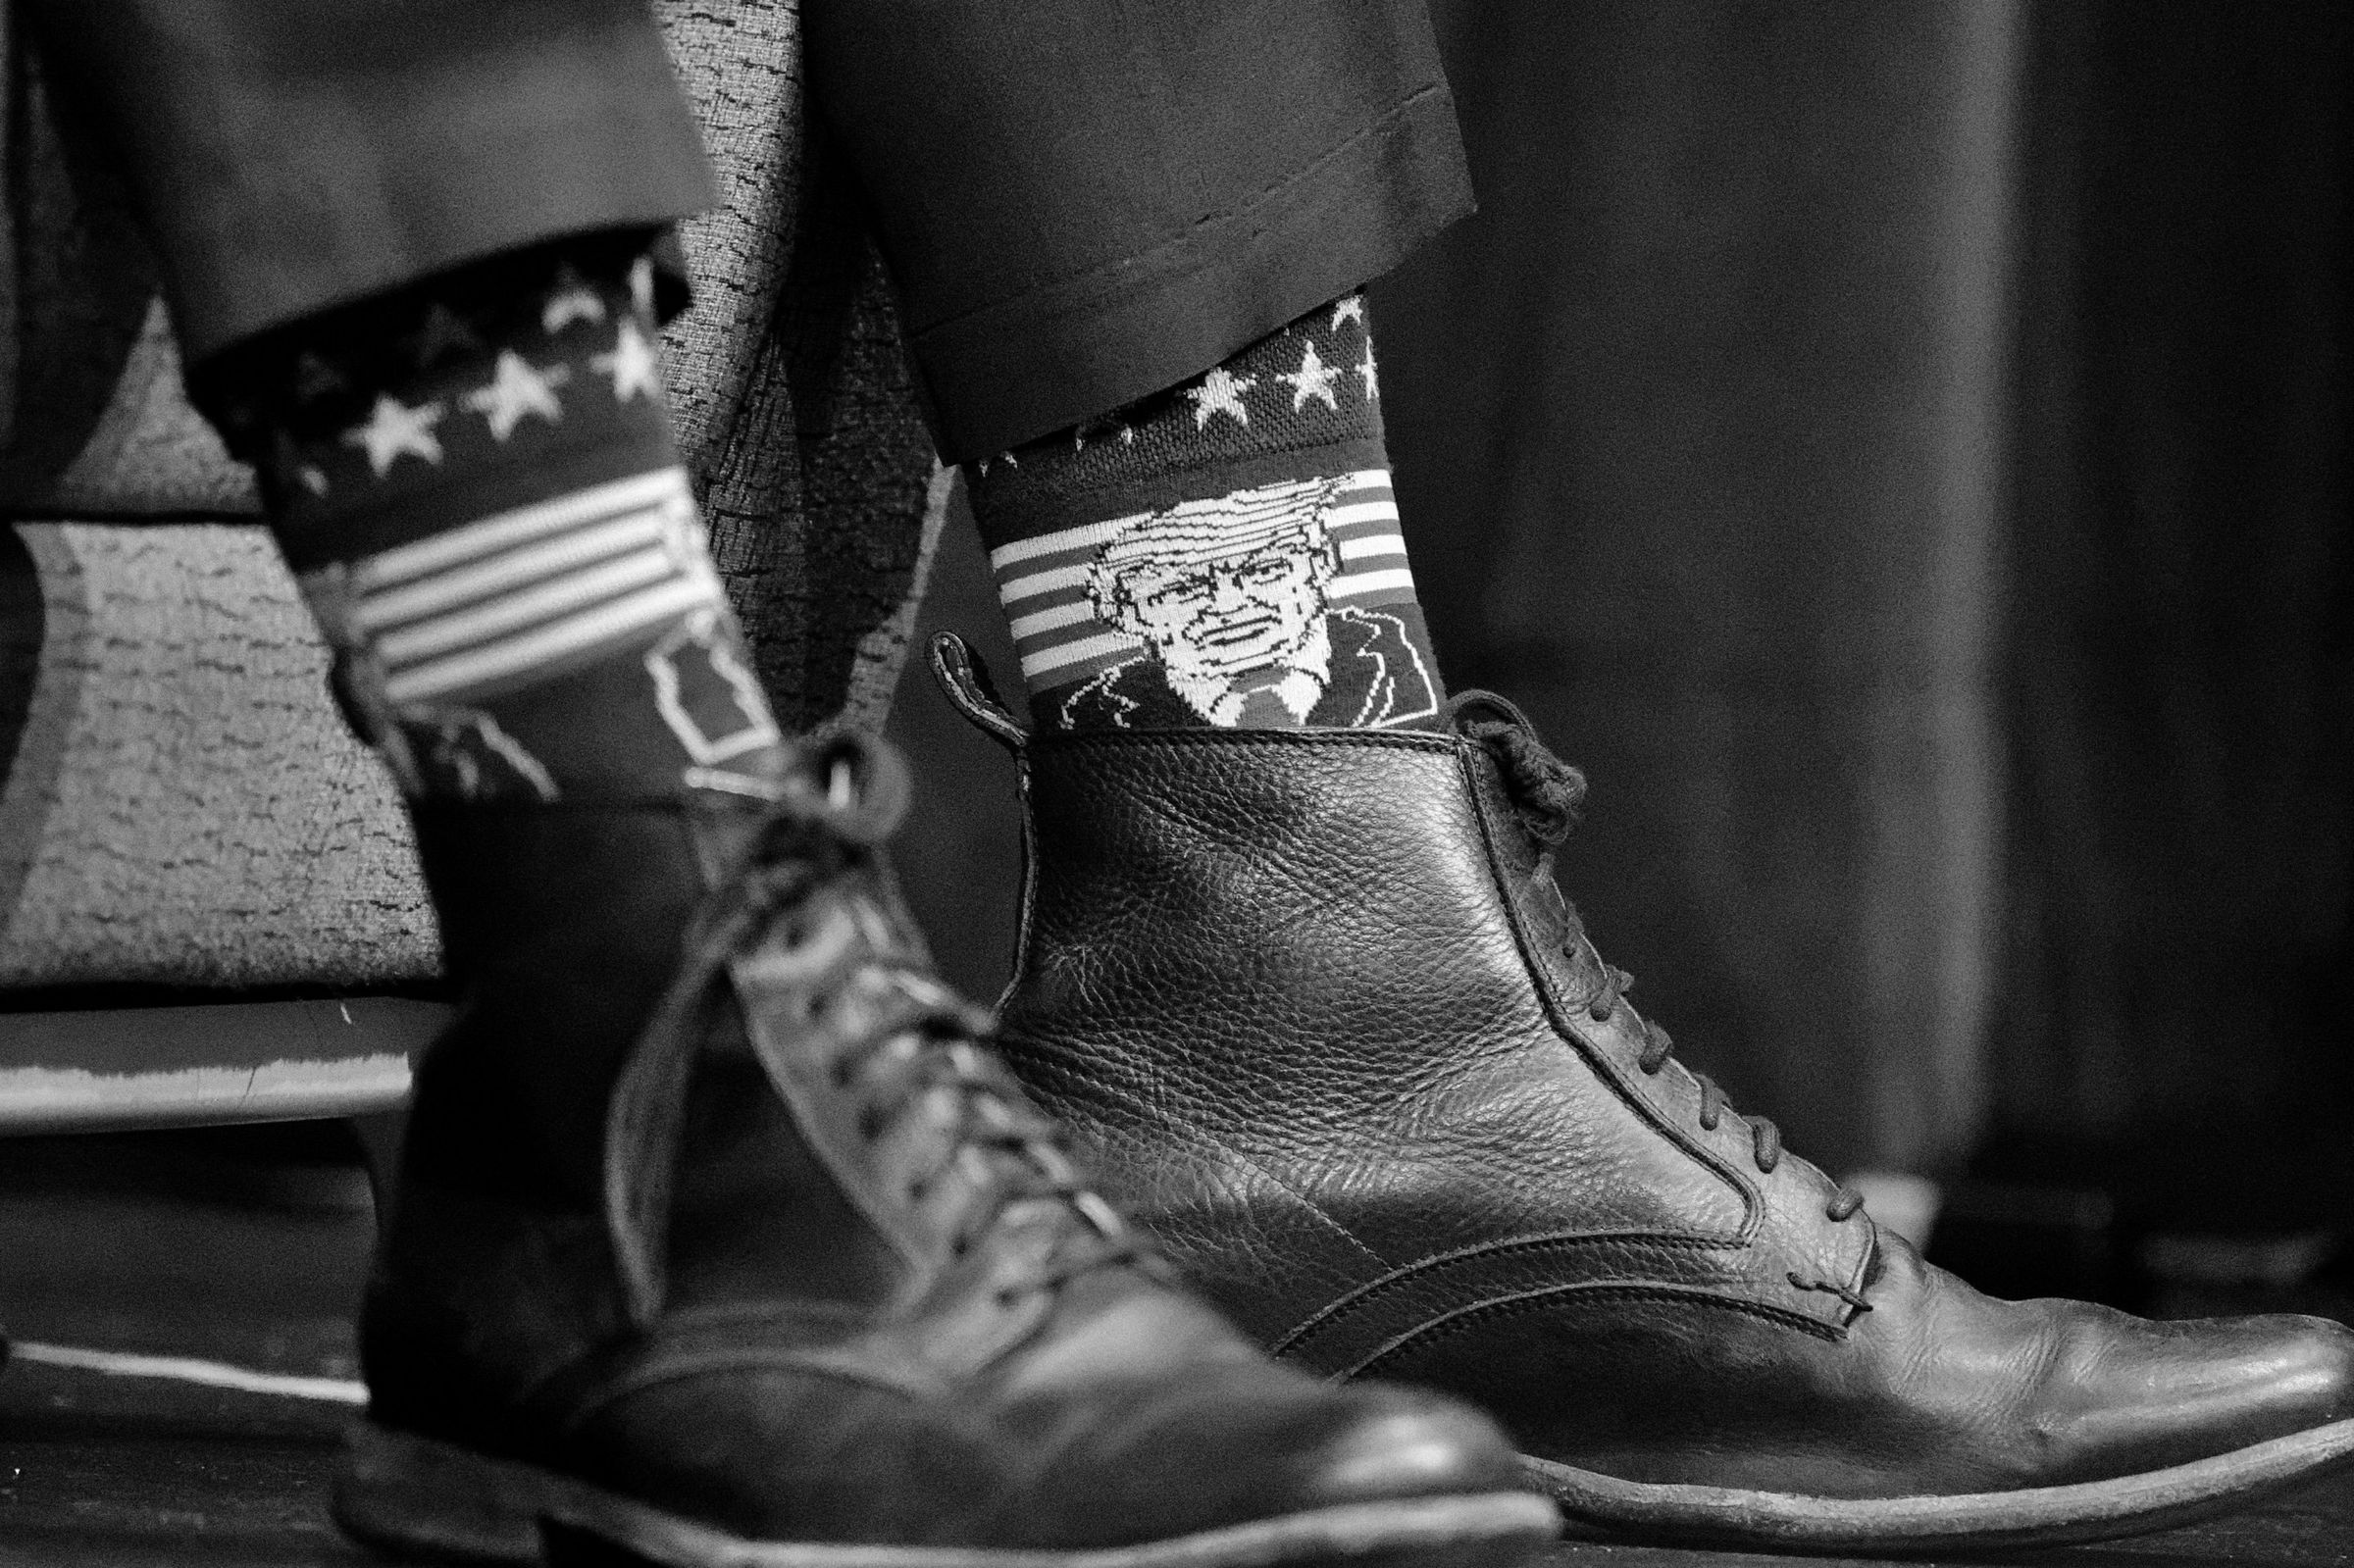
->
<box><xmin>963</xmin><ymin>294</ymin><xmax>1445</xmax><ymax>733</ymax></box>
<box><xmin>232</xmin><ymin>246</ymin><xmax>789</xmax><ymax>804</ymax></box>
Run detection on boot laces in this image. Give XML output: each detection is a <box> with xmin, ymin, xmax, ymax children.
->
<box><xmin>725</xmin><ymin>736</ymin><xmax>1162</xmax><ymax>1299</ymax></box>
<box><xmin>1451</xmin><ymin>693</ymin><xmax>1866</xmax><ymax>1226</ymax></box>
<box><xmin>825</xmin><ymin>984</ymin><xmax>1157</xmax><ymax>1296</ymax></box>
<box><xmin>609</xmin><ymin>733</ymin><xmax>1160</xmax><ymax>1327</ymax></box>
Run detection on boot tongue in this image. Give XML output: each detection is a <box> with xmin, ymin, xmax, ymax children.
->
<box><xmin>1517</xmin><ymin>859</ymin><xmax>1615</xmax><ymax>1016</ymax></box>
<box><xmin>1453</xmin><ymin>700</ymin><xmax>1618</xmax><ymax>1012</ymax></box>
<box><xmin>1554</xmin><ymin>909</ymin><xmax>1613</xmax><ymax>1005</ymax></box>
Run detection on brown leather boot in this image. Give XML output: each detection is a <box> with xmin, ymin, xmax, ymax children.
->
<box><xmin>933</xmin><ymin>633</ymin><xmax>2354</xmax><ymax>1554</ymax></box>
<box><xmin>335</xmin><ymin>733</ymin><xmax>1556</xmax><ymax>1567</ymax></box>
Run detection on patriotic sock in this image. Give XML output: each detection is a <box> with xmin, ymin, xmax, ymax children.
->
<box><xmin>223</xmin><ymin>244</ymin><xmax>788</xmax><ymax>804</ymax></box>
<box><xmin>963</xmin><ymin>294</ymin><xmax>1444</xmax><ymax>733</ymax></box>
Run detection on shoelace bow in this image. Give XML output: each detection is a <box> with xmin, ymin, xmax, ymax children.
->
<box><xmin>608</xmin><ymin>733</ymin><xmax>1158</xmax><ymax>1326</ymax></box>
<box><xmin>1451</xmin><ymin>694</ymin><xmax>1866</xmax><ymax>1228</ymax></box>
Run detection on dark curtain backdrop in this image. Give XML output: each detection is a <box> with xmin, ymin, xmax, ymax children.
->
<box><xmin>1369</xmin><ymin>0</ymin><xmax>2019</xmax><ymax>1177</ymax></box>
<box><xmin>892</xmin><ymin>0</ymin><xmax>2350</xmax><ymax>1207</ymax></box>
<box><xmin>1991</xmin><ymin>1</ymin><xmax>2350</xmax><ymax>1228</ymax></box>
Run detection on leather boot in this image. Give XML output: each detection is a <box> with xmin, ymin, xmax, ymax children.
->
<box><xmin>932</xmin><ymin>633</ymin><xmax>2354</xmax><ymax>1554</ymax></box>
<box><xmin>335</xmin><ymin>733</ymin><xmax>1557</xmax><ymax>1567</ymax></box>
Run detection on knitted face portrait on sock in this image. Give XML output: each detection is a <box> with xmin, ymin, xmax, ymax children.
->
<box><xmin>965</xmin><ymin>295</ymin><xmax>1446</xmax><ymax>733</ymax></box>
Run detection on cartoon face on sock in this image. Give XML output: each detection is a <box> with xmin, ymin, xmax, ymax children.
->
<box><xmin>1119</xmin><ymin>546</ymin><xmax>1325</xmax><ymax>674</ymax></box>
<box><xmin>1089</xmin><ymin>479</ymin><xmax>1345</xmax><ymax>724</ymax></box>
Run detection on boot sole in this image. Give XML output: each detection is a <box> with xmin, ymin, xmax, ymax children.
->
<box><xmin>1525</xmin><ymin>1414</ymin><xmax>2354</xmax><ymax>1553</ymax></box>
<box><xmin>333</xmin><ymin>1421</ymin><xmax>1561</xmax><ymax>1568</ymax></box>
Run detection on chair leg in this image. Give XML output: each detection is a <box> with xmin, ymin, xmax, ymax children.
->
<box><xmin>351</xmin><ymin>1109</ymin><xmax>410</xmax><ymax>1235</ymax></box>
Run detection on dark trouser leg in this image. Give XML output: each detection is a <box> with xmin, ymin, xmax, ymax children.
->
<box><xmin>801</xmin><ymin>0</ymin><xmax>1472</xmax><ymax>463</ymax></box>
<box><xmin>21</xmin><ymin>0</ymin><xmax>711</xmax><ymax>364</ymax></box>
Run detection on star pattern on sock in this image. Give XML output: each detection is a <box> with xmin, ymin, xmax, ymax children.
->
<box><xmin>409</xmin><ymin>304</ymin><xmax>483</xmax><ymax>369</ymax></box>
<box><xmin>541</xmin><ymin>267</ymin><xmax>608</xmax><ymax>333</ymax></box>
<box><xmin>258</xmin><ymin>256</ymin><xmax>689</xmax><ymax>558</ymax></box>
<box><xmin>293</xmin><ymin>351</ymin><xmax>347</xmax><ymax>405</ymax></box>
<box><xmin>1279</xmin><ymin>342</ymin><xmax>1342</xmax><ymax>412</ymax></box>
<box><xmin>298</xmin><ymin>309</ymin><xmax>660</xmax><ymax>497</ymax></box>
<box><xmin>592</xmin><ymin>321</ymin><xmax>663</xmax><ymax>403</ymax></box>
<box><xmin>465</xmin><ymin>351</ymin><xmax>570</xmax><ymax>441</ymax></box>
<box><xmin>1073</xmin><ymin>414</ymin><xmax>1136</xmax><ymax>452</ymax></box>
<box><xmin>1185</xmin><ymin>368</ymin><xmax>1256</xmax><ymax>430</ymax></box>
<box><xmin>345</xmin><ymin>393</ymin><xmax>445</xmax><ymax>476</ymax></box>
<box><xmin>970</xmin><ymin>296</ymin><xmax>1389</xmax><ymax>532</ymax></box>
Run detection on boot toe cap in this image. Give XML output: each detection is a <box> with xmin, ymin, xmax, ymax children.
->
<box><xmin>2073</xmin><ymin>1309</ymin><xmax>2354</xmax><ymax>1466</ymax></box>
<box><xmin>1287</xmin><ymin>1388</ymin><xmax>1534</xmax><ymax>1508</ymax></box>
<box><xmin>1016</xmin><ymin>1366</ymin><xmax>1540</xmax><ymax>1544</ymax></box>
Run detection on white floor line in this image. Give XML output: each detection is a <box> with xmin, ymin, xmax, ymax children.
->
<box><xmin>8</xmin><ymin>1339</ymin><xmax>369</xmax><ymax>1405</ymax></box>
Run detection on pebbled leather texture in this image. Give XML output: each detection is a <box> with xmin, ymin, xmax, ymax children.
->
<box><xmin>986</xmin><ymin>707</ymin><xmax>2354</xmax><ymax>1502</ymax></box>
<box><xmin>360</xmin><ymin>736</ymin><xmax>1538</xmax><ymax>1552</ymax></box>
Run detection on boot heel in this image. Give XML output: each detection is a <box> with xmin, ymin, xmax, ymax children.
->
<box><xmin>333</xmin><ymin>1422</ymin><xmax>553</xmax><ymax>1564</ymax></box>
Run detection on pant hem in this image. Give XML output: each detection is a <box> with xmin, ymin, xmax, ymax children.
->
<box><xmin>908</xmin><ymin>84</ymin><xmax>1473</xmax><ymax>462</ymax></box>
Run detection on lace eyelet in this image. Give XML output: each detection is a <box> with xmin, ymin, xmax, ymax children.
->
<box><xmin>1589</xmin><ymin>1003</ymin><xmax>1613</xmax><ymax>1023</ymax></box>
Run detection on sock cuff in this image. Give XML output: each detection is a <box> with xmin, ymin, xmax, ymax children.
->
<box><xmin>968</xmin><ymin>435</ymin><xmax>1389</xmax><ymax>549</ymax></box>
<box><xmin>966</xmin><ymin>293</ymin><xmax>1386</xmax><ymax>550</ymax></box>
<box><xmin>254</xmin><ymin>273</ymin><xmax>679</xmax><ymax>572</ymax></box>
<box><xmin>192</xmin><ymin>233</ymin><xmax>673</xmax><ymax>451</ymax></box>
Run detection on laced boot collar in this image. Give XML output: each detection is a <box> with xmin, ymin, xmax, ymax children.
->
<box><xmin>603</xmin><ymin>731</ymin><xmax>1157</xmax><ymax>1330</ymax></box>
<box><xmin>1445</xmin><ymin>691</ymin><xmax>1868</xmax><ymax>1232</ymax></box>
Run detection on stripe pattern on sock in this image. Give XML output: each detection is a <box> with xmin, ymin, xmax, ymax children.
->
<box><xmin>991</xmin><ymin>468</ymin><xmax>1407</xmax><ymax>688</ymax></box>
<box><xmin>340</xmin><ymin>466</ymin><xmax>722</xmax><ymax>707</ymax></box>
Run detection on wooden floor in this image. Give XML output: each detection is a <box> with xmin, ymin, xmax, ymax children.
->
<box><xmin>2</xmin><ymin>1133</ymin><xmax>2348</xmax><ymax>1568</ymax></box>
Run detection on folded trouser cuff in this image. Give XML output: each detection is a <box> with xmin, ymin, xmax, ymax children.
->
<box><xmin>26</xmin><ymin>0</ymin><xmax>716</xmax><ymax>365</ymax></box>
<box><xmin>907</xmin><ymin>84</ymin><xmax>1471</xmax><ymax>463</ymax></box>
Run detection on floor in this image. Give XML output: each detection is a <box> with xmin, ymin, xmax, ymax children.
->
<box><xmin>1</xmin><ymin>1131</ymin><xmax>2349</xmax><ymax>1568</ymax></box>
